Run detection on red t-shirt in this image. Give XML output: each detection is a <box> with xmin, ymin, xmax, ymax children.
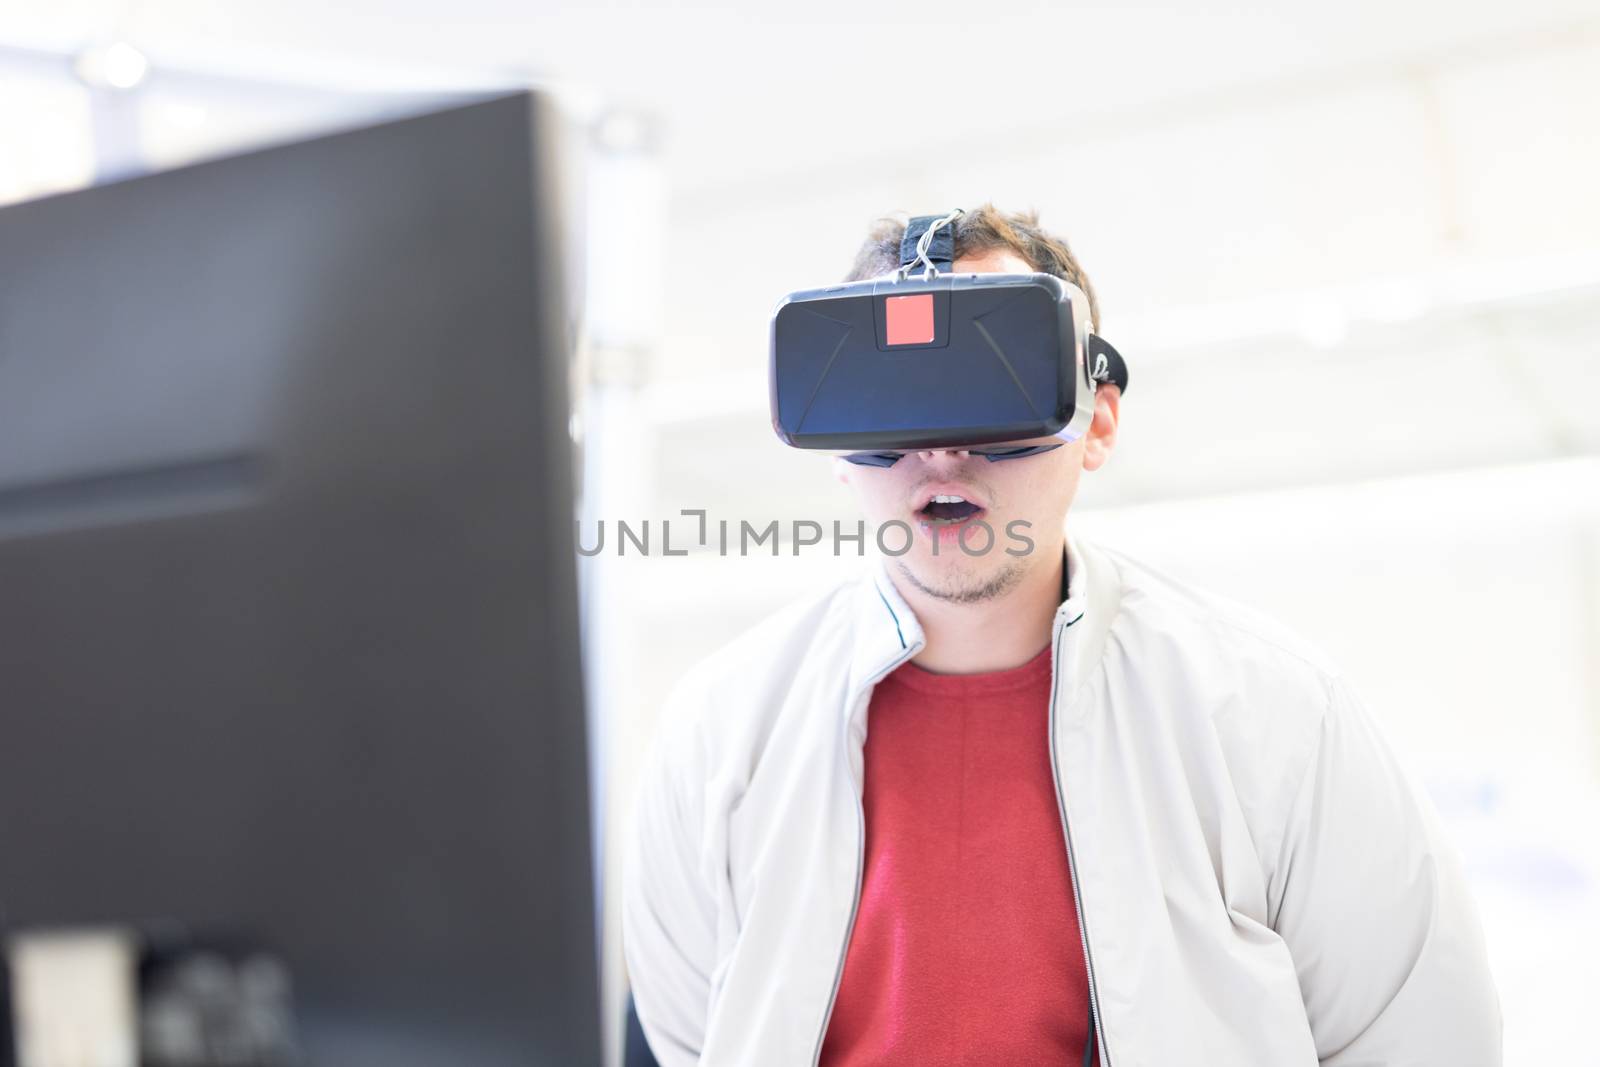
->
<box><xmin>819</xmin><ymin>642</ymin><xmax>1094</xmax><ymax>1067</ymax></box>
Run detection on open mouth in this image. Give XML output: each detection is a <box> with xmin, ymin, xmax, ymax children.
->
<box><xmin>915</xmin><ymin>492</ymin><xmax>986</xmax><ymax>526</ymax></box>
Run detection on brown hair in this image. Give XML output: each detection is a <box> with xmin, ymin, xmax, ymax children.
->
<box><xmin>844</xmin><ymin>203</ymin><xmax>1102</xmax><ymax>330</ymax></box>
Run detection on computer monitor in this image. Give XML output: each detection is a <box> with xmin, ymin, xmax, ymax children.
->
<box><xmin>0</xmin><ymin>91</ymin><xmax>599</xmax><ymax>1066</ymax></box>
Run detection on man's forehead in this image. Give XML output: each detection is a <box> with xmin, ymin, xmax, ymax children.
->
<box><xmin>949</xmin><ymin>248</ymin><xmax>1035</xmax><ymax>275</ymax></box>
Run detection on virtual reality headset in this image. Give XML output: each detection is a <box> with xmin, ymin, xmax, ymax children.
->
<box><xmin>769</xmin><ymin>210</ymin><xmax>1129</xmax><ymax>457</ymax></box>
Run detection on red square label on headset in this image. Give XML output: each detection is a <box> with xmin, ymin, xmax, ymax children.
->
<box><xmin>885</xmin><ymin>294</ymin><xmax>935</xmax><ymax>346</ymax></box>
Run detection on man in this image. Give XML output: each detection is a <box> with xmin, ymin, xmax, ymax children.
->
<box><xmin>623</xmin><ymin>205</ymin><xmax>1501</xmax><ymax>1066</ymax></box>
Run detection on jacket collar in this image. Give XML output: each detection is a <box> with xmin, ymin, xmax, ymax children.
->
<box><xmin>846</xmin><ymin>532</ymin><xmax>1121</xmax><ymax>719</ymax></box>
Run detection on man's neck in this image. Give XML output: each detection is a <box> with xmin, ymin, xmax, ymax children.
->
<box><xmin>891</xmin><ymin>539</ymin><xmax>1066</xmax><ymax>675</ymax></box>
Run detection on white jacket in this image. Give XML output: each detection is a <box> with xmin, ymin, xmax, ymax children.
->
<box><xmin>623</xmin><ymin>536</ymin><xmax>1502</xmax><ymax>1066</ymax></box>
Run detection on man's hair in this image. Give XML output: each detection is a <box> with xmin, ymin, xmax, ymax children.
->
<box><xmin>843</xmin><ymin>203</ymin><xmax>1102</xmax><ymax>330</ymax></box>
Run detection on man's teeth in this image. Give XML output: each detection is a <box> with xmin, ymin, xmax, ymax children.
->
<box><xmin>931</xmin><ymin>494</ymin><xmax>968</xmax><ymax>505</ymax></box>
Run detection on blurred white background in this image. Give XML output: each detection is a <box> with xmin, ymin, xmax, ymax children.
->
<box><xmin>3</xmin><ymin>1</ymin><xmax>1598</xmax><ymax>1063</ymax></box>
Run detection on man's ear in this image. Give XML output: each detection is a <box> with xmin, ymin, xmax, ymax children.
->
<box><xmin>1082</xmin><ymin>384</ymin><xmax>1120</xmax><ymax>472</ymax></box>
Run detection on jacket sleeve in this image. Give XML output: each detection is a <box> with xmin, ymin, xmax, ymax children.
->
<box><xmin>623</xmin><ymin>675</ymin><xmax>719</xmax><ymax>1067</ymax></box>
<box><xmin>1269</xmin><ymin>673</ymin><xmax>1502</xmax><ymax>1066</ymax></box>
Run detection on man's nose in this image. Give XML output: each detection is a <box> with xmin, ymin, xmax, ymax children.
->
<box><xmin>916</xmin><ymin>448</ymin><xmax>972</xmax><ymax>465</ymax></box>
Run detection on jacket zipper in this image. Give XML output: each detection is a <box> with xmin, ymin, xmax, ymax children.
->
<box><xmin>1048</xmin><ymin>615</ymin><xmax>1111</xmax><ymax>1065</ymax></box>
<box><xmin>810</xmin><ymin>656</ymin><xmax>914</xmax><ymax>1067</ymax></box>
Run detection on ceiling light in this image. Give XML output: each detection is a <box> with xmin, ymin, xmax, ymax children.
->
<box><xmin>76</xmin><ymin>42</ymin><xmax>150</xmax><ymax>91</ymax></box>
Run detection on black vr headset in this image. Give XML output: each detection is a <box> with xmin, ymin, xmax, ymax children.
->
<box><xmin>769</xmin><ymin>209</ymin><xmax>1129</xmax><ymax>464</ymax></box>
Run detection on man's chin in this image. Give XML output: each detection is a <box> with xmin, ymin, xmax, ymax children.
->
<box><xmin>894</xmin><ymin>556</ymin><xmax>1026</xmax><ymax>605</ymax></box>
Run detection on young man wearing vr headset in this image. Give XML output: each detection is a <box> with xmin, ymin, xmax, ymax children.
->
<box><xmin>624</xmin><ymin>206</ymin><xmax>1500</xmax><ymax>1066</ymax></box>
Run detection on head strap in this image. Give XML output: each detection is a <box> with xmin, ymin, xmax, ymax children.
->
<box><xmin>898</xmin><ymin>210</ymin><xmax>962</xmax><ymax>279</ymax></box>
